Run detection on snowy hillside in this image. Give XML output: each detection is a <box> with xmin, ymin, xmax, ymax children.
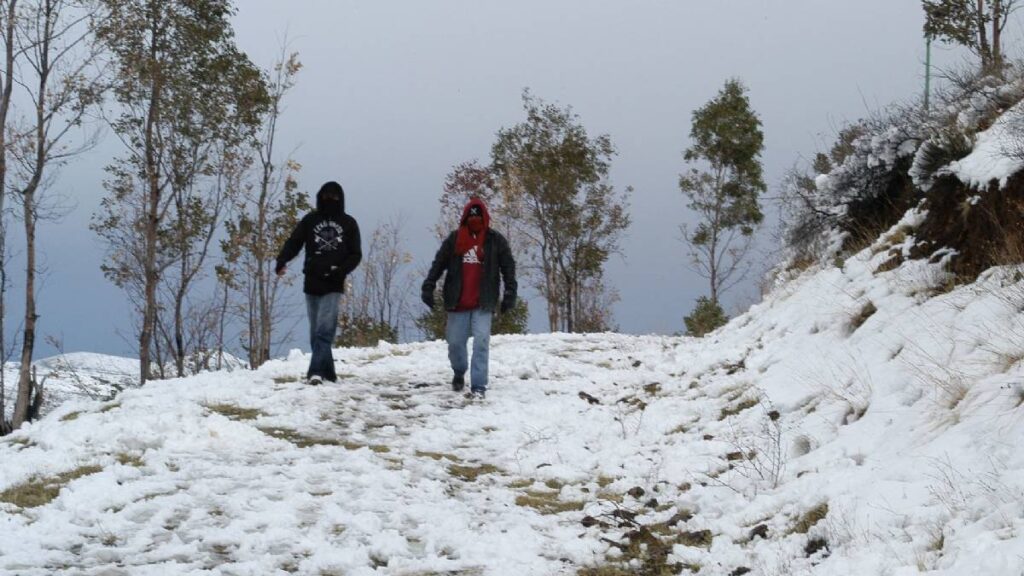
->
<box><xmin>2</xmin><ymin>352</ymin><xmax>251</xmax><ymax>424</ymax></box>
<box><xmin>1</xmin><ymin>353</ymin><xmax>139</xmax><ymax>422</ymax></box>
<box><xmin>2</xmin><ymin>230</ymin><xmax>1024</xmax><ymax>575</ymax></box>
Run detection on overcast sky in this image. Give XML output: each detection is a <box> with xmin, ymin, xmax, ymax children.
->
<box><xmin>6</xmin><ymin>0</ymin><xmax>1015</xmax><ymax>359</ymax></box>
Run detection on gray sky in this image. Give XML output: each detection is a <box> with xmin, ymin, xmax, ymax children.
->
<box><xmin>6</xmin><ymin>0</ymin><xmax>1011</xmax><ymax>358</ymax></box>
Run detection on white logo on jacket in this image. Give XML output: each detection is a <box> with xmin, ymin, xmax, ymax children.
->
<box><xmin>313</xmin><ymin>221</ymin><xmax>345</xmax><ymax>254</ymax></box>
<box><xmin>462</xmin><ymin>246</ymin><xmax>481</xmax><ymax>264</ymax></box>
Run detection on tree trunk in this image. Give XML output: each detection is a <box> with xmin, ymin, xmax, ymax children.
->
<box><xmin>140</xmin><ymin>173</ymin><xmax>159</xmax><ymax>383</ymax></box>
<box><xmin>538</xmin><ymin>238</ymin><xmax>559</xmax><ymax>331</ymax></box>
<box><xmin>174</xmin><ymin>285</ymin><xmax>185</xmax><ymax>377</ymax></box>
<box><xmin>564</xmin><ymin>275</ymin><xmax>574</xmax><ymax>333</ymax></box>
<box><xmin>139</xmin><ymin>6</ymin><xmax>163</xmax><ymax>385</ymax></box>
<box><xmin>992</xmin><ymin>0</ymin><xmax>1004</xmax><ymax>74</ymax></box>
<box><xmin>709</xmin><ymin>166</ymin><xmax>725</xmax><ymax>305</ymax></box>
<box><xmin>12</xmin><ymin>203</ymin><xmax>36</xmax><ymax>428</ymax></box>
<box><xmin>216</xmin><ymin>280</ymin><xmax>228</xmax><ymax>370</ymax></box>
<box><xmin>0</xmin><ymin>0</ymin><xmax>18</xmax><ymax>434</ymax></box>
<box><xmin>977</xmin><ymin>0</ymin><xmax>992</xmax><ymax>71</ymax></box>
<box><xmin>0</xmin><ymin>252</ymin><xmax>6</xmax><ymax>433</ymax></box>
<box><xmin>247</xmin><ymin>278</ymin><xmax>258</xmax><ymax>367</ymax></box>
<box><xmin>256</xmin><ymin>179</ymin><xmax>270</xmax><ymax>367</ymax></box>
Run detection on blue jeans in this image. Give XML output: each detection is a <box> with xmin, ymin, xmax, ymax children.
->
<box><xmin>446</xmin><ymin>309</ymin><xmax>492</xmax><ymax>393</ymax></box>
<box><xmin>306</xmin><ymin>292</ymin><xmax>341</xmax><ymax>381</ymax></box>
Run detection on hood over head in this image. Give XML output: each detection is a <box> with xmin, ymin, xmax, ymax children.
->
<box><xmin>455</xmin><ymin>197</ymin><xmax>490</xmax><ymax>255</ymax></box>
<box><xmin>460</xmin><ymin>197</ymin><xmax>490</xmax><ymax>230</ymax></box>
<box><xmin>316</xmin><ymin>181</ymin><xmax>345</xmax><ymax>219</ymax></box>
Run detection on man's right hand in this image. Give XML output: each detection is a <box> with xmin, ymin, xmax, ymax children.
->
<box><xmin>276</xmin><ymin>265</ymin><xmax>286</xmax><ymax>277</ymax></box>
<box><xmin>421</xmin><ymin>291</ymin><xmax>435</xmax><ymax>309</ymax></box>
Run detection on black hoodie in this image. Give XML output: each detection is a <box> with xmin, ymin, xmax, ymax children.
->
<box><xmin>275</xmin><ymin>182</ymin><xmax>362</xmax><ymax>295</ymax></box>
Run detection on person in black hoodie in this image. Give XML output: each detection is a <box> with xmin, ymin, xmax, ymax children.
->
<box><xmin>422</xmin><ymin>197</ymin><xmax>517</xmax><ymax>399</ymax></box>
<box><xmin>276</xmin><ymin>181</ymin><xmax>362</xmax><ymax>385</ymax></box>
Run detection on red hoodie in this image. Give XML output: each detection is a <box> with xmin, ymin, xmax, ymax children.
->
<box><xmin>455</xmin><ymin>198</ymin><xmax>489</xmax><ymax>311</ymax></box>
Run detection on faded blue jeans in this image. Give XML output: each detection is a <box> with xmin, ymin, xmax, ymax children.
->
<box><xmin>446</xmin><ymin>309</ymin><xmax>493</xmax><ymax>393</ymax></box>
<box><xmin>306</xmin><ymin>292</ymin><xmax>341</xmax><ymax>381</ymax></box>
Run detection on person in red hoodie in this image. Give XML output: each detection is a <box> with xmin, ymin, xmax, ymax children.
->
<box><xmin>422</xmin><ymin>198</ymin><xmax>517</xmax><ymax>399</ymax></box>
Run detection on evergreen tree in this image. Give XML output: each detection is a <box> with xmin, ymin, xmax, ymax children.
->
<box><xmin>679</xmin><ymin>79</ymin><xmax>765</xmax><ymax>311</ymax></box>
<box><xmin>684</xmin><ymin>297</ymin><xmax>727</xmax><ymax>337</ymax></box>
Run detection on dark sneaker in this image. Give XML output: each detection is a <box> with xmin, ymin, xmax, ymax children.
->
<box><xmin>452</xmin><ymin>374</ymin><xmax>465</xmax><ymax>392</ymax></box>
<box><xmin>307</xmin><ymin>375</ymin><xmax>323</xmax><ymax>386</ymax></box>
<box><xmin>465</xmin><ymin>389</ymin><xmax>486</xmax><ymax>401</ymax></box>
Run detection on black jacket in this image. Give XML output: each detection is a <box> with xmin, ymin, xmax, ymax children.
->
<box><xmin>276</xmin><ymin>188</ymin><xmax>362</xmax><ymax>295</ymax></box>
<box><xmin>422</xmin><ymin>229</ymin><xmax>517</xmax><ymax>312</ymax></box>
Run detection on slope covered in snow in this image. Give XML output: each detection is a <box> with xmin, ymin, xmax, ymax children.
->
<box><xmin>2</xmin><ymin>352</ymin><xmax>251</xmax><ymax>424</ymax></box>
<box><xmin>2</xmin><ymin>227</ymin><xmax>1023</xmax><ymax>575</ymax></box>
<box><xmin>1</xmin><ymin>353</ymin><xmax>139</xmax><ymax>423</ymax></box>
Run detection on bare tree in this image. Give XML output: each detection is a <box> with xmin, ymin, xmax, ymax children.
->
<box><xmin>220</xmin><ymin>47</ymin><xmax>307</xmax><ymax>368</ymax></box>
<box><xmin>338</xmin><ymin>216</ymin><xmax>414</xmax><ymax>346</ymax></box>
<box><xmin>573</xmin><ymin>274</ymin><xmax>619</xmax><ymax>333</ymax></box>
<box><xmin>159</xmin><ymin>139</ymin><xmax>249</xmax><ymax>377</ymax></box>
<box><xmin>7</xmin><ymin>0</ymin><xmax>103</xmax><ymax>431</ymax></box>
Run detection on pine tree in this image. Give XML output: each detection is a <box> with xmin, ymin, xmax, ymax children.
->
<box><xmin>684</xmin><ymin>297</ymin><xmax>727</xmax><ymax>337</ymax></box>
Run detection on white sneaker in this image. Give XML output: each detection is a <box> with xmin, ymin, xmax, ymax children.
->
<box><xmin>307</xmin><ymin>375</ymin><xmax>323</xmax><ymax>386</ymax></box>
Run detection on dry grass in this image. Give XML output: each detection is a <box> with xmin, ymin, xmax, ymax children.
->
<box><xmin>415</xmin><ymin>451</ymin><xmax>462</xmax><ymax>462</ymax></box>
<box><xmin>206</xmin><ymin>403</ymin><xmax>264</xmax><ymax>421</ymax></box>
<box><xmin>848</xmin><ymin>301</ymin><xmax>877</xmax><ymax>334</ymax></box>
<box><xmin>514</xmin><ymin>490</ymin><xmax>585</xmax><ymax>515</ymax></box>
<box><xmin>257</xmin><ymin>427</ymin><xmax>359</xmax><ymax>449</ymax></box>
<box><xmin>116</xmin><ymin>453</ymin><xmax>145</xmax><ymax>467</ymax></box>
<box><xmin>719</xmin><ymin>397</ymin><xmax>759</xmax><ymax>420</ymax></box>
<box><xmin>676</xmin><ymin>529</ymin><xmax>713</xmax><ymax>548</ymax></box>
<box><xmin>792</xmin><ymin>502</ymin><xmax>829</xmax><ymax>534</ymax></box>
<box><xmin>448</xmin><ymin>463</ymin><xmax>501</xmax><ymax>482</ymax></box>
<box><xmin>0</xmin><ymin>464</ymin><xmax>104</xmax><ymax>509</ymax></box>
<box><xmin>596</xmin><ymin>490</ymin><xmax>625</xmax><ymax>504</ymax></box>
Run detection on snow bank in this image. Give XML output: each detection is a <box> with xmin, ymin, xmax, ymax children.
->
<box><xmin>950</xmin><ymin>101</ymin><xmax>1024</xmax><ymax>189</ymax></box>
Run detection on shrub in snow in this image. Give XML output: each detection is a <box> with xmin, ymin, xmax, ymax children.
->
<box><xmin>775</xmin><ymin>66</ymin><xmax>1024</xmax><ymax>287</ymax></box>
<box><xmin>684</xmin><ymin>297</ymin><xmax>727</xmax><ymax>337</ymax></box>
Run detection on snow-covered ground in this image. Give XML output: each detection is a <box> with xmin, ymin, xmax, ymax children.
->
<box><xmin>2</xmin><ymin>226</ymin><xmax>1024</xmax><ymax>575</ymax></box>
<box><xmin>1</xmin><ymin>352</ymin><xmax>139</xmax><ymax>422</ymax></box>
<box><xmin>2</xmin><ymin>351</ymin><xmax>251</xmax><ymax>424</ymax></box>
